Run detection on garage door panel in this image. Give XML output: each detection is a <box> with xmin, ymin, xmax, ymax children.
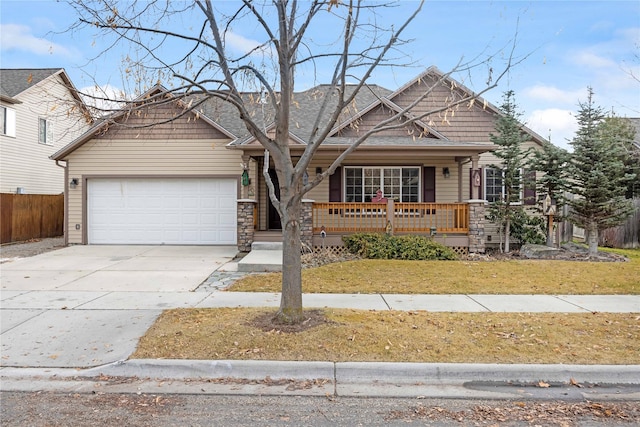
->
<box><xmin>88</xmin><ymin>178</ymin><xmax>237</xmax><ymax>245</ymax></box>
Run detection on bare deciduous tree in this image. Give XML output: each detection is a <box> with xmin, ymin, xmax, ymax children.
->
<box><xmin>66</xmin><ymin>0</ymin><xmax>521</xmax><ymax>323</ymax></box>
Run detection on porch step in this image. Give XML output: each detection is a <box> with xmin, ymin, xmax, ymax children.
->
<box><xmin>251</xmin><ymin>241</ymin><xmax>282</xmax><ymax>251</ymax></box>
<box><xmin>252</xmin><ymin>231</ymin><xmax>283</xmax><ymax>243</ymax></box>
<box><xmin>237</xmin><ymin>241</ymin><xmax>283</xmax><ymax>272</ymax></box>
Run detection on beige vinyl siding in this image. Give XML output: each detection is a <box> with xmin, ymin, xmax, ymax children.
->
<box><xmin>304</xmin><ymin>161</ymin><xmax>330</xmax><ymax>202</ymax></box>
<box><xmin>0</xmin><ymin>74</ymin><xmax>89</xmax><ymax>194</ymax></box>
<box><xmin>65</xmin><ymin>138</ymin><xmax>241</xmax><ymax>244</ymax></box>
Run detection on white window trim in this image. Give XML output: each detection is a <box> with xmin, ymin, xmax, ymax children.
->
<box><xmin>1</xmin><ymin>106</ymin><xmax>16</xmax><ymax>137</ymax></box>
<box><xmin>484</xmin><ymin>167</ymin><xmax>524</xmax><ymax>205</ymax></box>
<box><xmin>344</xmin><ymin>166</ymin><xmax>421</xmax><ymax>203</ymax></box>
<box><xmin>39</xmin><ymin>117</ymin><xmax>54</xmax><ymax>145</ymax></box>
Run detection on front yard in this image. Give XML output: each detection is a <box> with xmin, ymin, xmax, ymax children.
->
<box><xmin>132</xmin><ymin>248</ymin><xmax>640</xmax><ymax>364</ymax></box>
<box><xmin>133</xmin><ymin>309</ymin><xmax>639</xmax><ymax>364</ymax></box>
<box><xmin>228</xmin><ymin>248</ymin><xmax>640</xmax><ymax>294</ymax></box>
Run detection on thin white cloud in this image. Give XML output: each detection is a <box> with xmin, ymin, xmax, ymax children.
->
<box><xmin>79</xmin><ymin>84</ymin><xmax>127</xmax><ymax>114</ymax></box>
<box><xmin>589</xmin><ymin>20</ymin><xmax>615</xmax><ymax>33</ymax></box>
<box><xmin>522</xmin><ymin>85</ymin><xmax>587</xmax><ymax>105</ymax></box>
<box><xmin>224</xmin><ymin>30</ymin><xmax>273</xmax><ymax>59</ymax></box>
<box><xmin>526</xmin><ymin>108</ymin><xmax>578</xmax><ymax>150</ymax></box>
<box><xmin>615</xmin><ymin>26</ymin><xmax>640</xmax><ymax>42</ymax></box>
<box><xmin>570</xmin><ymin>51</ymin><xmax>617</xmax><ymax>69</ymax></box>
<box><xmin>0</xmin><ymin>23</ymin><xmax>73</xmax><ymax>57</ymax></box>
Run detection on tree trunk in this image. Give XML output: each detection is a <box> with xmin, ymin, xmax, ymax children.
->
<box><xmin>276</xmin><ymin>197</ymin><xmax>304</xmax><ymax>324</ymax></box>
<box><xmin>504</xmin><ymin>216</ymin><xmax>511</xmax><ymax>253</ymax></box>
<box><xmin>587</xmin><ymin>222</ymin><xmax>599</xmax><ymax>257</ymax></box>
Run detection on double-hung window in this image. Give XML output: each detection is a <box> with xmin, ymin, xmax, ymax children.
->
<box><xmin>1</xmin><ymin>106</ymin><xmax>16</xmax><ymax>137</ymax></box>
<box><xmin>39</xmin><ymin>118</ymin><xmax>53</xmax><ymax>145</ymax></box>
<box><xmin>345</xmin><ymin>167</ymin><xmax>420</xmax><ymax>202</ymax></box>
<box><xmin>484</xmin><ymin>167</ymin><xmax>523</xmax><ymax>203</ymax></box>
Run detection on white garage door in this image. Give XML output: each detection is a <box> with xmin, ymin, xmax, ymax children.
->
<box><xmin>88</xmin><ymin>178</ymin><xmax>237</xmax><ymax>245</ymax></box>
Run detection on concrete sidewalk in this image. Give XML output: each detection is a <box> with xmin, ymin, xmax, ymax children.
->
<box><xmin>1</xmin><ymin>288</ymin><xmax>639</xmax><ymax>369</ymax></box>
<box><xmin>3</xmin><ymin>289</ymin><xmax>639</xmax><ymax>312</ymax></box>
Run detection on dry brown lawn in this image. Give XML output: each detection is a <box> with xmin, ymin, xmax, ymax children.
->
<box><xmin>133</xmin><ymin>248</ymin><xmax>639</xmax><ymax>364</ymax></box>
<box><xmin>133</xmin><ymin>308</ymin><xmax>640</xmax><ymax>364</ymax></box>
<box><xmin>229</xmin><ymin>248</ymin><xmax>640</xmax><ymax>294</ymax></box>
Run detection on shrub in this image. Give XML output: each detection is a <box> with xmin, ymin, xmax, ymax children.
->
<box><xmin>342</xmin><ymin>233</ymin><xmax>458</xmax><ymax>260</ymax></box>
<box><xmin>510</xmin><ymin>210</ymin><xmax>547</xmax><ymax>245</ymax></box>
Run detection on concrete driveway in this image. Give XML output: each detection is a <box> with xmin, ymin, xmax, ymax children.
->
<box><xmin>1</xmin><ymin>245</ymin><xmax>238</xmax><ymax>292</ymax></box>
<box><xmin>1</xmin><ymin>245</ymin><xmax>238</xmax><ymax>368</ymax></box>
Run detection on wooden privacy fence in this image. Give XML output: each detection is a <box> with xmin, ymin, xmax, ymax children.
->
<box><xmin>1</xmin><ymin>193</ymin><xmax>64</xmax><ymax>244</ymax></box>
<box><xmin>599</xmin><ymin>198</ymin><xmax>640</xmax><ymax>249</ymax></box>
<box><xmin>312</xmin><ymin>202</ymin><xmax>469</xmax><ymax>234</ymax></box>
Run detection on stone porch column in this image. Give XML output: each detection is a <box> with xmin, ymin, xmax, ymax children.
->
<box><xmin>237</xmin><ymin>199</ymin><xmax>256</xmax><ymax>252</ymax></box>
<box><xmin>468</xmin><ymin>199</ymin><xmax>487</xmax><ymax>254</ymax></box>
<box><xmin>301</xmin><ymin>199</ymin><xmax>314</xmax><ymax>251</ymax></box>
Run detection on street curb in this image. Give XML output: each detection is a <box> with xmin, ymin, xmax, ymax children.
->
<box><xmin>2</xmin><ymin>360</ymin><xmax>639</xmax><ymax>385</ymax></box>
<box><xmin>2</xmin><ymin>361</ymin><xmax>639</xmax><ymax>399</ymax></box>
<box><xmin>89</xmin><ymin>359</ymin><xmax>336</xmax><ymax>381</ymax></box>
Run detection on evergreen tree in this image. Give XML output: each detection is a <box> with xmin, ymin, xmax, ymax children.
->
<box><xmin>596</xmin><ymin>116</ymin><xmax>639</xmax><ymax>198</ymax></box>
<box><xmin>567</xmin><ymin>88</ymin><xmax>635</xmax><ymax>257</ymax></box>
<box><xmin>527</xmin><ymin>141</ymin><xmax>570</xmax><ymax>245</ymax></box>
<box><xmin>488</xmin><ymin>90</ymin><xmax>530</xmax><ymax>252</ymax></box>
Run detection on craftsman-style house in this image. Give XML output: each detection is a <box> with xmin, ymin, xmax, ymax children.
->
<box><xmin>51</xmin><ymin>67</ymin><xmax>546</xmax><ymax>253</ymax></box>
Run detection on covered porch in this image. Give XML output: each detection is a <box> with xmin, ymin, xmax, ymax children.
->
<box><xmin>232</xmin><ymin>142</ymin><xmax>492</xmax><ymax>255</ymax></box>
<box><xmin>311</xmin><ymin>201</ymin><xmax>470</xmax><ymax>254</ymax></box>
<box><xmin>238</xmin><ymin>199</ymin><xmax>487</xmax><ymax>256</ymax></box>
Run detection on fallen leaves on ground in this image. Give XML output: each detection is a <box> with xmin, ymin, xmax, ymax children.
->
<box><xmin>132</xmin><ymin>309</ymin><xmax>640</xmax><ymax>364</ymax></box>
<box><xmin>385</xmin><ymin>401</ymin><xmax>640</xmax><ymax>426</ymax></box>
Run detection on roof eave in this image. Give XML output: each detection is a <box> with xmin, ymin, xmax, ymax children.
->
<box><xmin>0</xmin><ymin>95</ymin><xmax>22</xmax><ymax>104</ymax></box>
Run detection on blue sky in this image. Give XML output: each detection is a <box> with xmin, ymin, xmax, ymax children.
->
<box><xmin>1</xmin><ymin>0</ymin><xmax>638</xmax><ymax>150</ymax></box>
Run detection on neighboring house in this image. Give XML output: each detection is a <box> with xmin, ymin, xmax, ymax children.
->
<box><xmin>51</xmin><ymin>67</ymin><xmax>546</xmax><ymax>252</ymax></box>
<box><xmin>1</xmin><ymin>68</ymin><xmax>91</xmax><ymax>194</ymax></box>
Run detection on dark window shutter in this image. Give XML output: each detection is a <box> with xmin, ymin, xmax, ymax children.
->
<box><xmin>423</xmin><ymin>166</ymin><xmax>436</xmax><ymax>202</ymax></box>
<box><xmin>469</xmin><ymin>167</ymin><xmax>483</xmax><ymax>199</ymax></box>
<box><xmin>524</xmin><ymin>169</ymin><xmax>536</xmax><ymax>205</ymax></box>
<box><xmin>329</xmin><ymin>167</ymin><xmax>342</xmax><ymax>202</ymax></box>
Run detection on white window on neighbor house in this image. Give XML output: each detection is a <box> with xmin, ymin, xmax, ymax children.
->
<box><xmin>344</xmin><ymin>166</ymin><xmax>420</xmax><ymax>202</ymax></box>
<box><xmin>39</xmin><ymin>118</ymin><xmax>54</xmax><ymax>145</ymax></box>
<box><xmin>1</xmin><ymin>106</ymin><xmax>17</xmax><ymax>137</ymax></box>
<box><xmin>484</xmin><ymin>167</ymin><xmax>523</xmax><ymax>204</ymax></box>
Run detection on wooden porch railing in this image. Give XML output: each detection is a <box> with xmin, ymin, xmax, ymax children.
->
<box><xmin>312</xmin><ymin>202</ymin><xmax>469</xmax><ymax>234</ymax></box>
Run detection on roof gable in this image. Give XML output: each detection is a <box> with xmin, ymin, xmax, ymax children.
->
<box><xmin>1</xmin><ymin>68</ymin><xmax>63</xmax><ymax>98</ymax></box>
<box><xmin>331</xmin><ymin>100</ymin><xmax>443</xmax><ymax>140</ymax></box>
<box><xmin>388</xmin><ymin>67</ymin><xmax>547</xmax><ymax>145</ymax></box>
<box><xmin>52</xmin><ymin>86</ymin><xmax>236</xmax><ymax>160</ymax></box>
<box><xmin>324</xmin><ymin>66</ymin><xmax>547</xmax><ymax>146</ymax></box>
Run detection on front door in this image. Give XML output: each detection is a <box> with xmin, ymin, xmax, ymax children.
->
<box><xmin>267</xmin><ymin>168</ymin><xmax>282</xmax><ymax>230</ymax></box>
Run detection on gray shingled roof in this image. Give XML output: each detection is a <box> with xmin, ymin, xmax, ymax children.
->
<box><xmin>0</xmin><ymin>68</ymin><xmax>63</xmax><ymax>98</ymax></box>
<box><xmin>195</xmin><ymin>83</ymin><xmax>392</xmax><ymax>145</ymax></box>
